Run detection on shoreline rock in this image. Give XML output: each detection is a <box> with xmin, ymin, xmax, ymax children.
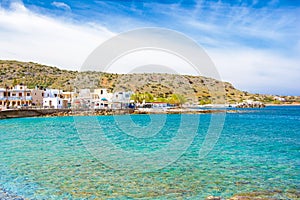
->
<box><xmin>0</xmin><ymin>108</ymin><xmax>239</xmax><ymax>119</ymax></box>
<box><xmin>0</xmin><ymin>188</ymin><xmax>25</xmax><ymax>200</ymax></box>
<box><xmin>206</xmin><ymin>196</ymin><xmax>221</xmax><ymax>200</ymax></box>
<box><xmin>235</xmin><ymin>102</ymin><xmax>265</xmax><ymax>108</ymax></box>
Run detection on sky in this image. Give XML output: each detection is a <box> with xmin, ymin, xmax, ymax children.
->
<box><xmin>0</xmin><ymin>0</ymin><xmax>299</xmax><ymax>95</ymax></box>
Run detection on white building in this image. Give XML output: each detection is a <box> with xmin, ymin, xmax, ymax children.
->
<box><xmin>274</xmin><ymin>96</ymin><xmax>285</xmax><ymax>102</ymax></box>
<box><xmin>92</xmin><ymin>88</ymin><xmax>113</xmax><ymax>109</ymax></box>
<box><xmin>62</xmin><ymin>91</ymin><xmax>77</xmax><ymax>108</ymax></box>
<box><xmin>72</xmin><ymin>89</ymin><xmax>92</xmax><ymax>108</ymax></box>
<box><xmin>112</xmin><ymin>91</ymin><xmax>133</xmax><ymax>102</ymax></box>
<box><xmin>111</xmin><ymin>91</ymin><xmax>133</xmax><ymax>109</ymax></box>
<box><xmin>43</xmin><ymin>89</ymin><xmax>65</xmax><ymax>109</ymax></box>
<box><xmin>92</xmin><ymin>89</ymin><xmax>113</xmax><ymax>100</ymax></box>
<box><xmin>79</xmin><ymin>89</ymin><xmax>91</xmax><ymax>99</ymax></box>
<box><xmin>43</xmin><ymin>98</ymin><xmax>64</xmax><ymax>109</ymax></box>
<box><xmin>0</xmin><ymin>85</ymin><xmax>32</xmax><ymax>109</ymax></box>
<box><xmin>70</xmin><ymin>88</ymin><xmax>133</xmax><ymax>109</ymax></box>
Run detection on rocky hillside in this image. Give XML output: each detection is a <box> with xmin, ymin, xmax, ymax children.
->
<box><xmin>0</xmin><ymin>60</ymin><xmax>299</xmax><ymax>104</ymax></box>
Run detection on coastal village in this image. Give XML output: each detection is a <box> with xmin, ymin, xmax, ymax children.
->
<box><xmin>1</xmin><ymin>60</ymin><xmax>298</xmax><ymax>114</ymax></box>
<box><xmin>0</xmin><ymin>83</ymin><xmax>270</xmax><ymax>115</ymax></box>
<box><xmin>0</xmin><ymin>82</ymin><xmax>271</xmax><ymax>113</ymax></box>
<box><xmin>0</xmin><ymin>84</ymin><xmax>135</xmax><ymax>111</ymax></box>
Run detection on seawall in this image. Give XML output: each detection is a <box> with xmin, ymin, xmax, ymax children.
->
<box><xmin>0</xmin><ymin>108</ymin><xmax>135</xmax><ymax>119</ymax></box>
<box><xmin>0</xmin><ymin>109</ymin><xmax>70</xmax><ymax>119</ymax></box>
<box><xmin>0</xmin><ymin>108</ymin><xmax>239</xmax><ymax>120</ymax></box>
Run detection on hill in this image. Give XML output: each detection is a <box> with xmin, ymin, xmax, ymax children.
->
<box><xmin>0</xmin><ymin>60</ymin><xmax>299</xmax><ymax>104</ymax></box>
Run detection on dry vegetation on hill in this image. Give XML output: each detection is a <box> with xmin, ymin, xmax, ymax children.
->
<box><xmin>1</xmin><ymin>60</ymin><xmax>299</xmax><ymax>104</ymax></box>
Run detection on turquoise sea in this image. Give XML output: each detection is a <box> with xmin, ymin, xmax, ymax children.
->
<box><xmin>0</xmin><ymin>106</ymin><xmax>299</xmax><ymax>199</ymax></box>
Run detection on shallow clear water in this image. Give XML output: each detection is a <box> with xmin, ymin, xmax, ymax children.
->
<box><xmin>0</xmin><ymin>106</ymin><xmax>299</xmax><ymax>199</ymax></box>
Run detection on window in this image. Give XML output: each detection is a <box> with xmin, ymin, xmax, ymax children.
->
<box><xmin>19</xmin><ymin>93</ymin><xmax>22</xmax><ymax>97</ymax></box>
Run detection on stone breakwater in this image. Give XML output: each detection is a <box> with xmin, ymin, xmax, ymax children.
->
<box><xmin>236</xmin><ymin>102</ymin><xmax>265</xmax><ymax>108</ymax></box>
<box><xmin>0</xmin><ymin>108</ymin><xmax>134</xmax><ymax>119</ymax></box>
<box><xmin>133</xmin><ymin>108</ymin><xmax>232</xmax><ymax>114</ymax></box>
<box><xmin>40</xmin><ymin>108</ymin><xmax>235</xmax><ymax>117</ymax></box>
<box><xmin>43</xmin><ymin>108</ymin><xmax>135</xmax><ymax>117</ymax></box>
<box><xmin>0</xmin><ymin>108</ymin><xmax>71</xmax><ymax>119</ymax></box>
<box><xmin>0</xmin><ymin>108</ymin><xmax>239</xmax><ymax>119</ymax></box>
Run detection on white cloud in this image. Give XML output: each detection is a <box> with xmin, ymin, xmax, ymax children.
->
<box><xmin>208</xmin><ymin>47</ymin><xmax>300</xmax><ymax>95</ymax></box>
<box><xmin>157</xmin><ymin>1</ymin><xmax>299</xmax><ymax>50</ymax></box>
<box><xmin>104</xmin><ymin>50</ymin><xmax>198</xmax><ymax>75</ymax></box>
<box><xmin>0</xmin><ymin>2</ymin><xmax>114</xmax><ymax>70</ymax></box>
<box><xmin>51</xmin><ymin>1</ymin><xmax>71</xmax><ymax>11</ymax></box>
<box><xmin>0</xmin><ymin>1</ymin><xmax>299</xmax><ymax>95</ymax></box>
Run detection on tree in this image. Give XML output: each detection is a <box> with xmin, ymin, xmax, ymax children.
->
<box><xmin>199</xmin><ymin>99</ymin><xmax>212</xmax><ymax>105</ymax></box>
<box><xmin>130</xmin><ymin>92</ymin><xmax>154</xmax><ymax>103</ymax></box>
<box><xmin>144</xmin><ymin>92</ymin><xmax>154</xmax><ymax>102</ymax></box>
<box><xmin>168</xmin><ymin>94</ymin><xmax>186</xmax><ymax>107</ymax></box>
<box><xmin>12</xmin><ymin>79</ymin><xmax>18</xmax><ymax>86</ymax></box>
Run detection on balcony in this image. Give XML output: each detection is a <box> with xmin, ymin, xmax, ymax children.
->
<box><xmin>0</xmin><ymin>97</ymin><xmax>32</xmax><ymax>101</ymax></box>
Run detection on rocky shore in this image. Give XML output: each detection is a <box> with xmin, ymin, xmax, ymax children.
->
<box><xmin>133</xmin><ymin>108</ymin><xmax>230</xmax><ymax>115</ymax></box>
<box><xmin>0</xmin><ymin>188</ymin><xmax>25</xmax><ymax>200</ymax></box>
<box><xmin>0</xmin><ymin>108</ymin><xmax>134</xmax><ymax>119</ymax></box>
<box><xmin>206</xmin><ymin>189</ymin><xmax>300</xmax><ymax>200</ymax></box>
<box><xmin>0</xmin><ymin>108</ymin><xmax>240</xmax><ymax>119</ymax></box>
<box><xmin>1</xmin><ymin>188</ymin><xmax>299</xmax><ymax>200</ymax></box>
<box><xmin>43</xmin><ymin>108</ymin><xmax>135</xmax><ymax>117</ymax></box>
<box><xmin>235</xmin><ymin>101</ymin><xmax>265</xmax><ymax>108</ymax></box>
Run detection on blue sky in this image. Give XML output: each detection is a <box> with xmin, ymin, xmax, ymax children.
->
<box><xmin>0</xmin><ymin>0</ymin><xmax>299</xmax><ymax>95</ymax></box>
